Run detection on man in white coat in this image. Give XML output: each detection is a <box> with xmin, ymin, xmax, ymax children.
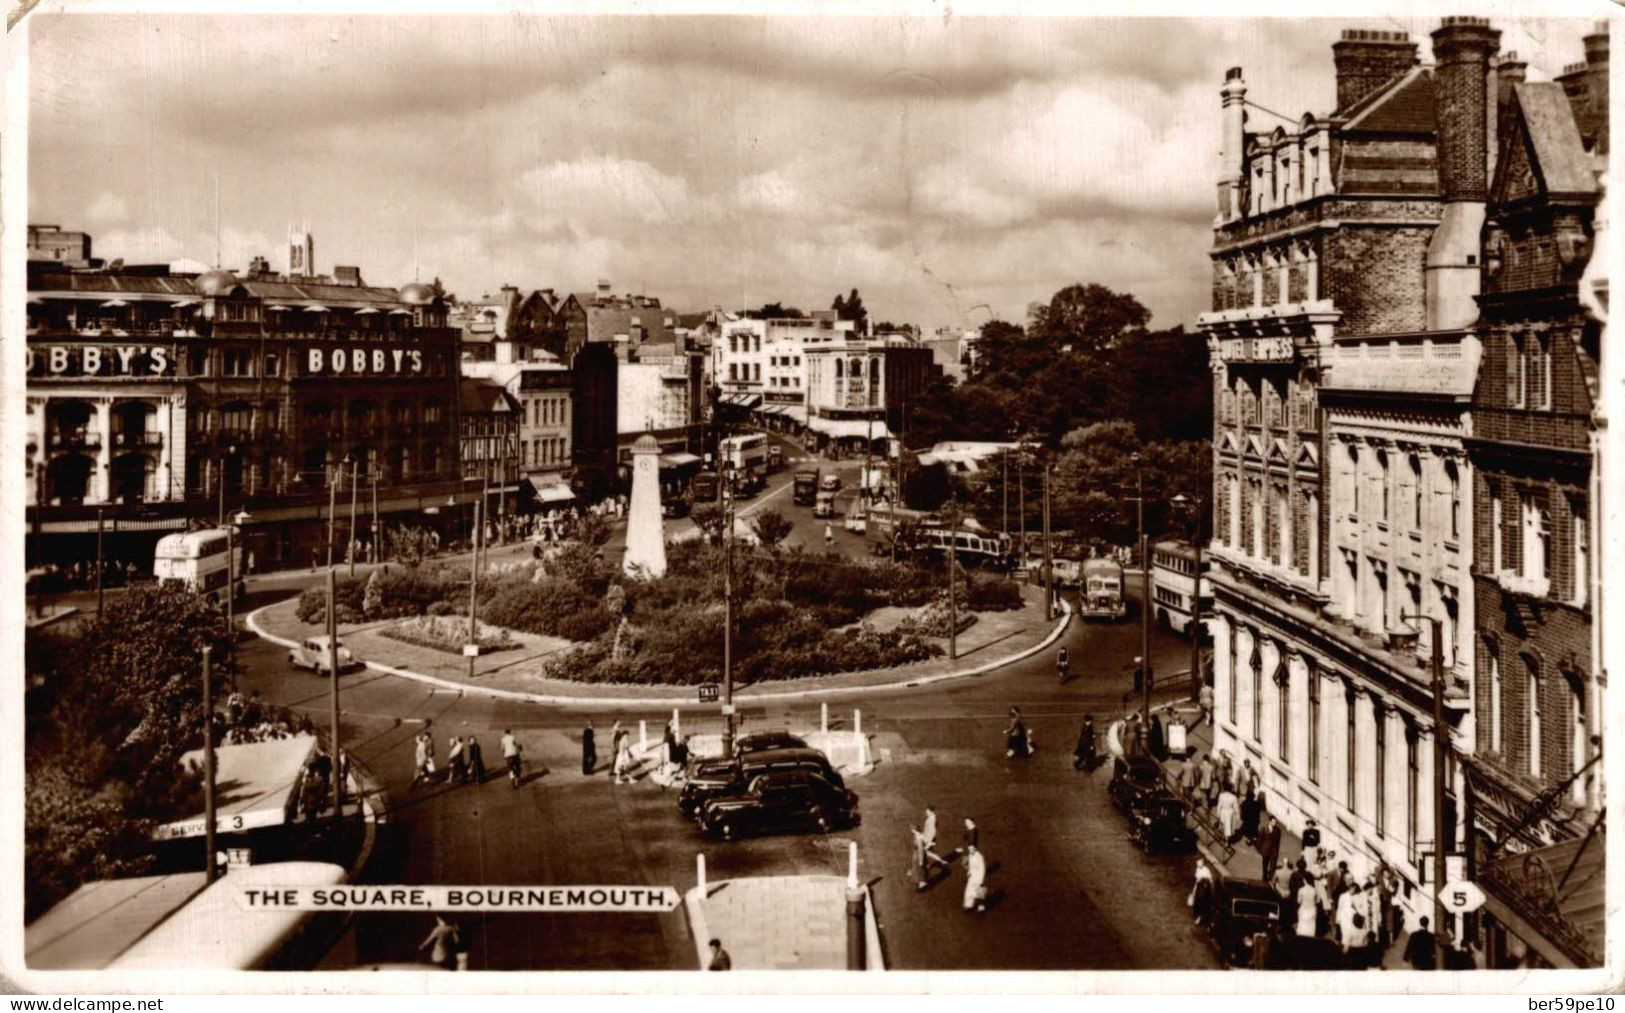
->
<box><xmin>963</xmin><ymin>844</ymin><xmax>987</xmax><ymax>913</ymax></box>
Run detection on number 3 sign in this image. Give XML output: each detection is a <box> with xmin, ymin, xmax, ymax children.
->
<box><xmin>1439</xmin><ymin>880</ymin><xmax>1486</xmax><ymax>914</ymax></box>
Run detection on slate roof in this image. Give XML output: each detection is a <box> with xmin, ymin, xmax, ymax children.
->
<box><xmin>1342</xmin><ymin>68</ymin><xmax>1436</xmax><ymax>134</ymax></box>
<box><xmin>459</xmin><ymin>378</ymin><xmax>520</xmax><ymax>414</ymax></box>
<box><xmin>1515</xmin><ymin>82</ymin><xmax>1600</xmax><ymax>196</ymax></box>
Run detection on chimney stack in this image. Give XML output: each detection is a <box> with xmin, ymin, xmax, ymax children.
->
<box><xmin>1425</xmin><ymin>17</ymin><xmax>1500</xmax><ymax>331</ymax></box>
<box><xmin>1332</xmin><ymin>29</ymin><xmax>1418</xmax><ymax>114</ymax></box>
<box><xmin>1555</xmin><ymin>23</ymin><xmax>1606</xmax><ymax>154</ymax></box>
<box><xmin>1495</xmin><ymin>50</ymin><xmax>1527</xmax><ymax>112</ymax></box>
<box><xmin>1217</xmin><ymin>67</ymin><xmax>1247</xmax><ymax>222</ymax></box>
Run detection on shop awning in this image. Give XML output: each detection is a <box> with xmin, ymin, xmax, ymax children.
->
<box><xmin>151</xmin><ymin>735</ymin><xmax>316</xmax><ymax>841</ymax></box>
<box><xmin>528</xmin><ymin>477</ymin><xmax>576</xmax><ymax>503</ymax></box>
<box><xmin>1480</xmin><ymin>832</ymin><xmax>1606</xmax><ymax>967</ymax></box>
<box><xmin>659</xmin><ymin>452</ymin><xmax>702</xmax><ymax>469</ymax></box>
<box><xmin>37</xmin><ymin>516</ymin><xmax>188</xmax><ymax>534</ymax></box>
<box><xmin>26</xmin><ymin>871</ymin><xmax>209</xmax><ymax>970</ymax></box>
<box><xmin>808</xmin><ymin>417</ymin><xmax>893</xmax><ymax>442</ymax></box>
<box><xmin>720</xmin><ymin>392</ymin><xmax>761</xmax><ymax>410</ymax></box>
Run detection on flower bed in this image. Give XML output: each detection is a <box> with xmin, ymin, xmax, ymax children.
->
<box><xmin>378</xmin><ymin>615</ymin><xmax>517</xmax><ymax>656</ymax></box>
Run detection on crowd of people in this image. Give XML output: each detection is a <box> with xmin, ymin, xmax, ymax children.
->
<box><xmin>906</xmin><ymin>806</ymin><xmax>988</xmax><ymax>913</ymax></box>
<box><xmin>406</xmin><ymin>720</ymin><xmax>523</xmax><ymax>791</ymax></box>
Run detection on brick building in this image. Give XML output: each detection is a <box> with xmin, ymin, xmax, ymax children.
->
<box><xmin>1199</xmin><ymin>19</ymin><xmax>1524</xmax><ymax>938</ymax></box>
<box><xmin>1463</xmin><ymin>25</ymin><xmax>1607</xmax><ymax>969</ymax></box>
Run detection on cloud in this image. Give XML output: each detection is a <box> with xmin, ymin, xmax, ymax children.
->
<box><xmin>84</xmin><ymin>192</ymin><xmax>129</xmax><ymax>225</ymax></box>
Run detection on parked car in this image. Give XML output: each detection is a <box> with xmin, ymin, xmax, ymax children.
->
<box><xmin>813</xmin><ymin>490</ymin><xmax>838</xmax><ymax>519</ymax></box>
<box><xmin>819</xmin><ymin>473</ymin><xmax>842</xmax><ymax>493</ymax></box>
<box><xmin>677</xmin><ymin>747</ymin><xmax>844</xmax><ymax>817</ymax></box>
<box><xmin>736</xmin><ymin>730</ymin><xmax>809</xmax><ymax>755</ymax></box>
<box><xmin>1127</xmin><ymin>794</ymin><xmax>1196</xmax><ymax>855</ymax></box>
<box><xmin>1106</xmin><ymin>754</ymin><xmax>1166</xmax><ymax>814</ymax></box>
<box><xmin>699</xmin><ymin>769</ymin><xmax>859</xmax><ymax>839</ymax></box>
<box><xmin>289</xmin><ymin>635</ymin><xmax>357</xmax><ymax>674</ymax></box>
<box><xmin>662</xmin><ymin>498</ymin><xmax>691</xmax><ymax>519</ymax></box>
<box><xmin>1204</xmin><ymin>877</ymin><xmax>1286</xmax><ymax>967</ymax></box>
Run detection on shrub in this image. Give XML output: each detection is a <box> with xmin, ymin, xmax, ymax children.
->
<box><xmin>482</xmin><ymin>578</ymin><xmax>606</xmax><ymax>638</ymax></box>
<box><xmin>294</xmin><ymin>575</ymin><xmax>367</xmax><ymax>625</ymax></box>
<box><xmin>897</xmin><ymin>595</ymin><xmax>979</xmax><ymax>638</ymax></box>
<box><xmin>426</xmin><ymin>600</ymin><xmax>455</xmax><ymax>617</ymax></box>
<box><xmin>966</xmin><ymin>574</ymin><xmax>1025</xmax><ymax>612</ymax></box>
<box><xmin>380</xmin><ymin>615</ymin><xmax>515</xmax><ymax>655</ymax></box>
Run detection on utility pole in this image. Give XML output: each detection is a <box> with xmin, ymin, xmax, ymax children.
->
<box><xmin>1018</xmin><ymin>451</ymin><xmax>1027</xmax><ymax>568</ymax></box>
<box><xmin>348</xmin><ymin>457</ymin><xmax>359</xmax><ymax>578</ymax></box>
<box><xmin>468</xmin><ymin>498</ymin><xmax>483</xmax><ymax>680</ymax></box>
<box><xmin>947</xmin><ymin>495</ymin><xmax>959</xmax><ymax>661</ymax></box>
<box><xmin>225</xmin><ymin>519</ymin><xmax>235</xmax><ymax>636</ymax></box>
<box><xmin>723</xmin><ymin>464</ymin><xmax>736</xmax><ymax>760</ymax></box>
<box><xmin>327</xmin><ymin>566</ymin><xmax>343</xmax><ymax>822</ymax></box>
<box><xmin>1042</xmin><ymin>453</ymin><xmax>1054</xmax><ymax>619</ymax></box>
<box><xmin>201</xmin><ymin>643</ymin><xmax>217</xmax><ymax>884</ymax></box>
<box><xmin>326</xmin><ymin>462</ymin><xmax>339</xmax><ymax>570</ymax></box>
<box><xmin>1192</xmin><ymin>502</ymin><xmax>1204</xmax><ymax>699</ymax></box>
<box><xmin>1430</xmin><ymin>616</ymin><xmax>1448</xmax><ymax>945</ymax></box>
<box><xmin>1136</xmin><ymin>454</ymin><xmax>1152</xmax><ymax>719</ymax></box>
<box><xmin>371</xmin><ymin>472</ymin><xmax>380</xmax><ymax>564</ymax></box>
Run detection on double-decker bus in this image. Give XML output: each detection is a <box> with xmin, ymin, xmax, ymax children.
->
<box><xmin>793</xmin><ymin>469</ymin><xmax>819</xmax><ymax>506</ymax></box>
<box><xmin>720</xmin><ymin>432</ymin><xmax>770</xmax><ymax>475</ymax></box>
<box><xmin>691</xmin><ymin>470</ymin><xmax>720</xmax><ymax>503</ymax></box>
<box><xmin>1151</xmin><ymin>539</ymin><xmax>1211</xmax><ymax>636</ymax></box>
<box><xmin>1078</xmin><ymin>557</ymin><xmax>1128</xmax><ymax>621</ymax></box>
<box><xmin>154</xmin><ymin>529</ymin><xmax>242</xmax><ymax>603</ymax></box>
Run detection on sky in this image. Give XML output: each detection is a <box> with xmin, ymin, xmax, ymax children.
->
<box><xmin>24</xmin><ymin>5</ymin><xmax>1601</xmax><ymax>334</ymax></box>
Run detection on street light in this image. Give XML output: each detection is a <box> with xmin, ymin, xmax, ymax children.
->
<box><xmin>201</xmin><ymin>643</ymin><xmax>218</xmax><ymax>884</ymax></box>
<box><xmin>95</xmin><ymin>505</ymin><xmax>106</xmax><ymax>614</ymax></box>
<box><xmin>223</xmin><ymin>509</ymin><xmax>251</xmax><ymax>636</ymax></box>
<box><xmin>1171</xmin><ymin>492</ymin><xmax>1205</xmax><ymax>699</ymax></box>
<box><xmin>721</xmin><ymin>460</ymin><xmax>737</xmax><ymax>759</ymax></box>
<box><xmin>348</xmin><ymin>457</ymin><xmax>360</xmax><ymax>578</ymax></box>
<box><xmin>1132</xmin><ymin>451</ymin><xmax>1152</xmax><ymax>721</ymax></box>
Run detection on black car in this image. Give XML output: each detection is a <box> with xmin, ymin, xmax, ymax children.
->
<box><xmin>1107</xmin><ymin>754</ymin><xmax>1166</xmax><ymax>814</ymax></box>
<box><xmin>1127</xmin><ymin>794</ymin><xmax>1196</xmax><ymax>855</ymax></box>
<box><xmin>736</xmin><ymin>730</ymin><xmax>809</xmax><ymax>755</ymax></box>
<box><xmin>677</xmin><ymin>747</ymin><xmax>844</xmax><ymax>817</ymax></box>
<box><xmin>699</xmin><ymin>770</ymin><xmax>859</xmax><ymax>839</ymax></box>
<box><xmin>1204</xmin><ymin>877</ymin><xmax>1285</xmax><ymax>967</ymax></box>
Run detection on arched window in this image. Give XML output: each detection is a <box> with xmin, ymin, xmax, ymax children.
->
<box><xmin>1306</xmin><ymin>659</ymin><xmax>1320</xmax><ymax>783</ymax></box>
<box><xmin>1572</xmin><ymin>685</ymin><xmax>1588</xmax><ymax>805</ymax></box>
<box><xmin>1346</xmin><ymin>685</ymin><xmax>1359</xmax><ymax>813</ymax></box>
<box><xmin>1251</xmin><ymin>641</ymin><xmax>1264</xmax><ymax>741</ymax></box>
<box><xmin>1488</xmin><ymin>646</ymin><xmax>1503</xmax><ymax>754</ymax></box>
<box><xmin>1410</xmin><ymin>454</ymin><xmax>1424</xmax><ymax>529</ymax></box>
<box><xmin>1445</xmin><ymin>459</ymin><xmax>1461</xmax><ymax>541</ymax></box>
<box><xmin>1377</xmin><ymin>450</ymin><xmax>1390</xmax><ymax>522</ymax></box>
<box><xmin>1349</xmin><ymin>444</ymin><xmax>1361</xmax><ymax>515</ymax></box>
<box><xmin>1276</xmin><ymin>657</ymin><xmax>1290</xmax><ymax>761</ymax></box>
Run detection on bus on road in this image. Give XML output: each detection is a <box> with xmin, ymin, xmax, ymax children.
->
<box><xmin>793</xmin><ymin>469</ymin><xmax>819</xmax><ymax>506</ymax></box>
<box><xmin>720</xmin><ymin>433</ymin><xmax>770</xmax><ymax>475</ymax></box>
<box><xmin>154</xmin><ymin>529</ymin><xmax>242</xmax><ymax>602</ymax></box>
<box><xmin>1078</xmin><ymin>557</ymin><xmax>1128</xmax><ymax>621</ymax></box>
<box><xmin>1152</xmin><ymin>539</ymin><xmax>1210</xmax><ymax>636</ymax></box>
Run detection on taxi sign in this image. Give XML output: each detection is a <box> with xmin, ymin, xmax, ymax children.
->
<box><xmin>1438</xmin><ymin>881</ymin><xmax>1486</xmax><ymax>914</ymax></box>
<box><xmin>698</xmin><ymin>683</ymin><xmax>720</xmax><ymax>703</ymax></box>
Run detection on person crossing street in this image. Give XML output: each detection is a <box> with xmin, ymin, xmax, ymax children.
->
<box><xmin>500</xmin><ymin>728</ymin><xmax>523</xmax><ymax>789</ymax></box>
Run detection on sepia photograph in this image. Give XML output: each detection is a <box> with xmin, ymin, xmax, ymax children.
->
<box><xmin>4</xmin><ymin>0</ymin><xmax>1617</xmax><ymax>993</ymax></box>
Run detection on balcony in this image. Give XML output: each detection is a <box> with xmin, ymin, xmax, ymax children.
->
<box><xmin>1498</xmin><ymin>570</ymin><xmax>1551</xmax><ymax>599</ymax></box>
<box><xmin>390</xmin><ymin>423</ymin><xmax>417</xmax><ymax>440</ymax></box>
<box><xmin>113</xmin><ymin>431</ymin><xmax>164</xmax><ymax>449</ymax></box>
<box><xmin>47</xmin><ymin>429</ymin><xmax>101</xmax><ymax>452</ymax></box>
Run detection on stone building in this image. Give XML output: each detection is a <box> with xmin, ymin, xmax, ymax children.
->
<box><xmin>1199</xmin><ymin>19</ymin><xmax>1521</xmax><ymax>935</ymax></box>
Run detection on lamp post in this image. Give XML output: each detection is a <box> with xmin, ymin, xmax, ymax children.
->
<box><xmin>946</xmin><ymin>495</ymin><xmax>959</xmax><ymax>661</ymax></box>
<box><xmin>326</xmin><ymin>564</ymin><xmax>343</xmax><ymax>822</ymax></box>
<box><xmin>201</xmin><ymin>643</ymin><xmax>218</xmax><ymax>883</ymax></box>
<box><xmin>325</xmin><ymin>459</ymin><xmax>344</xmax><ymax>570</ymax></box>
<box><xmin>1133</xmin><ymin>452</ymin><xmax>1152</xmax><ymax>719</ymax></box>
<box><xmin>95</xmin><ymin>505</ymin><xmax>106</xmax><ymax>614</ymax></box>
<box><xmin>467</xmin><ymin>497</ymin><xmax>483</xmax><ymax>680</ymax></box>
<box><xmin>371</xmin><ymin>471</ymin><xmax>381</xmax><ymax>564</ymax></box>
<box><xmin>348</xmin><ymin>457</ymin><xmax>360</xmax><ymax>578</ymax></box>
<box><xmin>224</xmin><ymin>509</ymin><xmax>250</xmax><ymax>636</ymax></box>
<box><xmin>1172</xmin><ymin>492</ymin><xmax>1205</xmax><ymax>699</ymax></box>
<box><xmin>722</xmin><ymin>460</ymin><xmax>737</xmax><ymax>759</ymax></box>
<box><xmin>1041</xmin><ymin>449</ymin><xmax>1054</xmax><ymax>619</ymax></box>
<box><xmin>1401</xmin><ymin>609</ymin><xmax>1450</xmax><ymax>942</ymax></box>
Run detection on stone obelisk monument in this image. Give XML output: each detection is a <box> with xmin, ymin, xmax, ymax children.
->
<box><xmin>622</xmin><ymin>433</ymin><xmax>667</xmax><ymax>578</ymax></box>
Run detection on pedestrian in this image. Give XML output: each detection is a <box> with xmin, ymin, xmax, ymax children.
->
<box><xmin>1237</xmin><ymin>758</ymin><xmax>1257</xmax><ymax>798</ymax></box>
<box><xmin>1004</xmin><ymin>708</ymin><xmax>1029</xmax><ymax>759</ymax></box>
<box><xmin>613</xmin><ymin>726</ymin><xmax>634</xmax><ymax>785</ymax></box>
<box><xmin>1377</xmin><ymin>862</ymin><xmax>1402</xmax><ymax>948</ymax></box>
<box><xmin>1197</xmin><ymin>753</ymin><xmax>1215</xmax><ymax>809</ymax></box>
<box><xmin>500</xmin><ymin>728</ymin><xmax>522</xmax><ymax>789</ymax></box>
<box><xmin>920</xmin><ymin>805</ymin><xmax>950</xmax><ymax>876</ymax></box>
<box><xmin>1188</xmin><ymin>858</ymin><xmax>1215</xmax><ymax>927</ymax></box>
<box><xmin>660</xmin><ymin>721</ymin><xmax>679</xmax><ymax>783</ymax></box>
<box><xmin>1073</xmin><ymin>715</ymin><xmax>1096</xmax><ymax>771</ymax></box>
<box><xmin>447</xmin><ymin>734</ymin><xmax>467</xmax><ymax>785</ymax></box>
<box><xmin>1403</xmin><ymin>915</ymin><xmax>1438</xmax><ymax>970</ymax></box>
<box><xmin>419</xmin><ymin>915</ymin><xmax>459</xmax><ymax>970</ymax></box>
<box><xmin>1338</xmin><ymin>883</ymin><xmax>1373</xmax><ymax>957</ymax></box>
<box><xmin>707</xmin><ymin>939</ymin><xmax>731</xmax><ymax>971</ymax></box>
<box><xmin>1294</xmin><ymin>877</ymin><xmax>1319</xmax><ymax>939</ymax></box>
<box><xmin>962</xmin><ymin>843</ymin><xmax>988</xmax><ymax>913</ymax></box>
<box><xmin>1240</xmin><ymin>786</ymin><xmax>1261</xmax><ymax>844</ymax></box>
<box><xmin>1257</xmin><ymin>811</ymin><xmax>1281</xmax><ymax>882</ymax></box>
<box><xmin>1216</xmin><ymin>784</ymin><xmax>1240</xmax><ymax>842</ymax></box>
<box><xmin>465</xmin><ymin>735</ymin><xmax>486</xmax><ymax>785</ymax></box>
<box><xmin>824</xmin><ymin>523</ymin><xmax>834</xmax><ymax>550</ymax></box>
<box><xmin>409</xmin><ymin>729</ymin><xmax>436</xmax><ymax>788</ymax></box>
<box><xmin>1361</xmin><ymin>876</ymin><xmax>1385</xmax><ymax>967</ymax></box>
<box><xmin>963</xmin><ymin>817</ymin><xmax>979</xmax><ymax>851</ymax></box>
<box><xmin>1147</xmin><ymin>710</ymin><xmax>1166</xmax><ymax>761</ymax></box>
<box><xmin>1302</xmin><ymin>816</ymin><xmax>1322</xmax><ymax>851</ymax></box>
<box><xmin>909</xmin><ymin>826</ymin><xmax>930</xmax><ymax>890</ymax></box>
<box><xmin>1198</xmin><ymin>681</ymin><xmax>1214</xmax><ymax>727</ymax></box>
<box><xmin>582</xmin><ymin>719</ymin><xmax>597</xmax><ymax>776</ymax></box>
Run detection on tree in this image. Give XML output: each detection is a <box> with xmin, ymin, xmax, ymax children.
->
<box><xmin>25</xmin><ymin>584</ymin><xmax>239</xmax><ymax>916</ymax></box>
<box><xmin>1109</xmin><ymin>326</ymin><xmax>1214</xmax><ymax>443</ymax></box>
<box><xmin>576</xmin><ymin>512</ymin><xmax>612</xmax><ymax>548</ymax></box>
<box><xmin>834</xmin><ymin>288</ymin><xmax>868</xmax><ymax>332</ymax></box>
<box><xmin>749</xmin><ymin>508</ymin><xmax>794</xmax><ymax>551</ymax></box>
<box><xmin>902</xmin><ymin>461</ymin><xmax>953</xmax><ymax>512</ymax></box>
<box><xmin>1032</xmin><ymin>283</ymin><xmax>1150</xmax><ymax>355</ymax></box>
<box><xmin>690</xmin><ymin>502</ymin><xmax>726</xmax><ymax>546</ymax></box>
<box><xmin>386</xmin><ymin>525</ymin><xmax>435</xmax><ymax>568</ymax></box>
<box><xmin>748</xmin><ymin>302</ymin><xmax>804</xmax><ymax>320</ymax></box>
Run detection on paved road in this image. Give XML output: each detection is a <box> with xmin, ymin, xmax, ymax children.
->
<box><xmin>237</xmin><ymin>581</ymin><xmax>1216</xmax><ymax>971</ymax></box>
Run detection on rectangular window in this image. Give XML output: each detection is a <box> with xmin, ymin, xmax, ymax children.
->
<box><xmin>1529</xmin><ymin>666</ymin><xmax>1543</xmax><ymax>780</ymax></box>
<box><xmin>1374</xmin><ymin>709</ymin><xmax>1387</xmax><ymax>837</ymax></box>
<box><xmin>1252</xmin><ymin>652</ymin><xmax>1263</xmax><ymax>742</ymax></box>
<box><xmin>1574</xmin><ymin>503</ymin><xmax>1589</xmax><ymax>605</ymax></box>
<box><xmin>1346</xmin><ymin>689</ymin><xmax>1359</xmax><ymax>814</ymax></box>
<box><xmin>1528</xmin><ymin>333</ymin><xmax>1552</xmax><ymax>410</ymax></box>
<box><xmin>1307</xmin><ymin>668</ymin><xmax>1320</xmax><ymax>784</ymax></box>
<box><xmin>1507</xmin><ymin>334</ymin><xmax>1524</xmax><ymax>407</ymax></box>
<box><xmin>1490</xmin><ymin>652</ymin><xmax>1502</xmax><ymax>753</ymax></box>
<box><xmin>1406</xmin><ymin>728</ymin><xmax>1419</xmax><ymax>853</ymax></box>
<box><xmin>1278</xmin><ymin>665</ymin><xmax>1290</xmax><ymax>761</ymax></box>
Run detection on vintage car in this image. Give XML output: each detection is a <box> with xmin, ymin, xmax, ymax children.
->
<box><xmin>1203</xmin><ymin>877</ymin><xmax>1286</xmax><ymax>967</ymax></box>
<box><xmin>699</xmin><ymin>769</ymin><xmax>859</xmax><ymax>839</ymax></box>
<box><xmin>735</xmin><ymin>730</ymin><xmax>810</xmax><ymax>755</ymax></box>
<box><xmin>677</xmin><ymin>747</ymin><xmax>844</xmax><ymax>817</ymax></box>
<box><xmin>288</xmin><ymin>635</ymin><xmax>358</xmax><ymax>675</ymax></box>
<box><xmin>1107</xmin><ymin>754</ymin><xmax>1166</xmax><ymax>814</ymax></box>
<box><xmin>1127</xmin><ymin>794</ymin><xmax>1196</xmax><ymax>855</ymax></box>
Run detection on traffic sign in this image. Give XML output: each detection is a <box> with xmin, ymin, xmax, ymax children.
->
<box><xmin>463</xmin><ymin>644</ymin><xmax>480</xmax><ymax>658</ymax></box>
<box><xmin>1438</xmin><ymin>881</ymin><xmax>1486</xmax><ymax>915</ymax></box>
<box><xmin>698</xmin><ymin>683</ymin><xmax>719</xmax><ymax>703</ymax></box>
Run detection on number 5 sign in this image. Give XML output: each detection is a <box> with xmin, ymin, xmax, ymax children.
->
<box><xmin>1438</xmin><ymin>880</ymin><xmax>1486</xmax><ymax>914</ymax></box>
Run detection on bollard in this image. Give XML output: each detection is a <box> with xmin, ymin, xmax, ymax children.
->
<box><xmin>821</xmin><ymin>702</ymin><xmax>829</xmax><ymax>734</ymax></box>
<box><xmin>639</xmin><ymin>720</ymin><xmax>648</xmax><ymax>751</ymax></box>
<box><xmin>697</xmin><ymin>853</ymin><xmax>706</xmax><ymax>894</ymax></box>
<box><xmin>854</xmin><ymin>709</ymin><xmax>862</xmax><ymax>736</ymax></box>
<box><xmin>845</xmin><ymin>886</ymin><xmax>866</xmax><ymax>971</ymax></box>
<box><xmin>673</xmin><ymin>708</ymin><xmax>681</xmax><ymax>739</ymax></box>
<box><xmin>847</xmin><ymin>840</ymin><xmax>859</xmax><ymax>888</ymax></box>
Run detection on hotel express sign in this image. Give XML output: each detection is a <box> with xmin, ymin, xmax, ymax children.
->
<box><xmin>1219</xmin><ymin>336</ymin><xmax>1295</xmax><ymax>363</ymax></box>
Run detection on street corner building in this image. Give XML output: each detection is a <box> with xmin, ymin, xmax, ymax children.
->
<box><xmin>1197</xmin><ymin>18</ymin><xmax>1607</xmax><ymax>967</ymax></box>
<box><xmin>24</xmin><ymin>228</ymin><xmax>473</xmax><ymax>572</ymax></box>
